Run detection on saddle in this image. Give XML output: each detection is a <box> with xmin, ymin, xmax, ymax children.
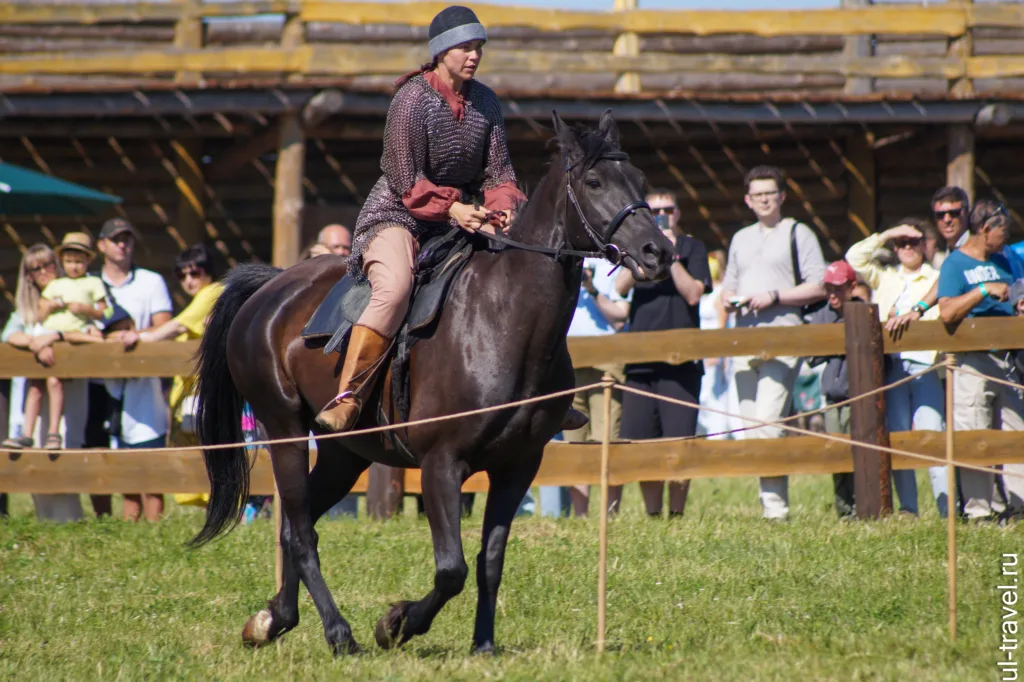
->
<box><xmin>301</xmin><ymin>228</ymin><xmax>475</xmax><ymax>460</ymax></box>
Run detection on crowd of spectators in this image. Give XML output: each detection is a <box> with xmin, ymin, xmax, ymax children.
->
<box><xmin>3</xmin><ymin>166</ymin><xmax>1023</xmax><ymax>526</ymax></box>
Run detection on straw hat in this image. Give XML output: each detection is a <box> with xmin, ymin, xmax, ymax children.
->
<box><xmin>55</xmin><ymin>231</ymin><xmax>96</xmax><ymax>261</ymax></box>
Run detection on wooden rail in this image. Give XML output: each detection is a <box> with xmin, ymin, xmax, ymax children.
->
<box><xmin>3</xmin><ymin>1</ymin><xmax>1024</xmax><ymax>96</ymax></box>
<box><xmin>3</xmin><ymin>430</ymin><xmax>1021</xmax><ymax>495</ymax></box>
<box><xmin>0</xmin><ymin>318</ymin><xmax>1018</xmax><ymax>379</ymax></box>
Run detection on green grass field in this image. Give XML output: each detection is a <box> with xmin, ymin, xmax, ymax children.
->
<box><xmin>1</xmin><ymin>473</ymin><xmax>1019</xmax><ymax>681</ymax></box>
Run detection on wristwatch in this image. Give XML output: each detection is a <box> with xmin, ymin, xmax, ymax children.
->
<box><xmin>910</xmin><ymin>303</ymin><xmax>927</xmax><ymax>316</ymax></box>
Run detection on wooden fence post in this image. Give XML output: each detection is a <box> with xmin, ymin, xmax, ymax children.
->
<box><xmin>844</xmin><ymin>301</ymin><xmax>892</xmax><ymax>519</ymax></box>
<box><xmin>612</xmin><ymin>0</ymin><xmax>640</xmax><ymax>94</ymax></box>
<box><xmin>173</xmin><ymin>0</ymin><xmax>203</xmax><ymax>84</ymax></box>
<box><xmin>947</xmin><ymin>0</ymin><xmax>974</xmax><ymax>99</ymax></box>
<box><xmin>367</xmin><ymin>464</ymin><xmax>405</xmax><ymax>519</ymax></box>
<box><xmin>272</xmin><ymin>113</ymin><xmax>304</xmax><ymax>269</ymax></box>
<box><xmin>841</xmin><ymin>0</ymin><xmax>873</xmax><ymax>96</ymax></box>
<box><xmin>944</xmin><ymin>353</ymin><xmax>958</xmax><ymax>641</ymax></box>
<box><xmin>947</xmin><ymin>124</ymin><xmax>975</xmax><ymax>205</ymax></box>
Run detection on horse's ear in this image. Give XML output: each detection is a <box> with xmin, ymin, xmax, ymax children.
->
<box><xmin>551</xmin><ymin>110</ymin><xmax>580</xmax><ymax>160</ymax></box>
<box><xmin>597</xmin><ymin>109</ymin><xmax>620</xmax><ymax>149</ymax></box>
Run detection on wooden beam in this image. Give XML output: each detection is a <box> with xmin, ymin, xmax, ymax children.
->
<box><xmin>842</xmin><ymin>0</ymin><xmax>874</xmax><ymax>96</ymax></box>
<box><xmin>0</xmin><ymin>317</ymin><xmax>1022</xmax><ymax>379</ymax></box>
<box><xmin>171</xmin><ymin>139</ymin><xmax>205</xmax><ymax>247</ymax></box>
<box><xmin>845</xmin><ymin>302</ymin><xmax>892</xmax><ymax>519</ymax></box>
<box><xmin>272</xmin><ymin>113</ymin><xmax>304</xmax><ymax>268</ymax></box>
<box><xmin>3</xmin><ymin>430</ymin><xmax>1022</xmax><ymax>495</ymax></box>
<box><xmin>366</xmin><ymin>463</ymin><xmax>405</xmax><ymax>519</ymax></box>
<box><xmin>301</xmin><ymin>89</ymin><xmax>344</xmax><ymax>129</ymax></box>
<box><xmin>0</xmin><ymin>45</ymin><xmax>978</xmax><ymax>79</ymax></box>
<box><xmin>845</xmin><ymin>129</ymin><xmax>876</xmax><ymax>240</ymax></box>
<box><xmin>948</xmin><ymin>0</ymin><xmax>975</xmax><ymax>98</ymax></box>
<box><xmin>612</xmin><ymin>0</ymin><xmax>639</xmax><ymax>95</ymax></box>
<box><xmin>0</xmin><ymin>1</ymin><xmax>298</xmax><ymax>24</ymax></box>
<box><xmin>299</xmin><ymin>3</ymin><xmax>972</xmax><ymax>36</ymax></box>
<box><xmin>172</xmin><ymin>0</ymin><xmax>203</xmax><ymax>84</ymax></box>
<box><xmin>947</xmin><ymin>123</ymin><xmax>975</xmax><ymax>204</ymax></box>
<box><xmin>206</xmin><ymin>125</ymin><xmax>281</xmax><ymax>181</ymax></box>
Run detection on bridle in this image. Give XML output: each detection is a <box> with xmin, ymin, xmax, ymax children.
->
<box><xmin>479</xmin><ymin>151</ymin><xmax>651</xmax><ymax>265</ymax></box>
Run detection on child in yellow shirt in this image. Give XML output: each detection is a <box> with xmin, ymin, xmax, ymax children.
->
<box><xmin>36</xmin><ymin>232</ymin><xmax>109</xmax><ymax>449</ymax></box>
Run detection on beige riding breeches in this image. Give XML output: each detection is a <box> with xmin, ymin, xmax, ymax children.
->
<box><xmin>356</xmin><ymin>226</ymin><xmax>416</xmax><ymax>338</ymax></box>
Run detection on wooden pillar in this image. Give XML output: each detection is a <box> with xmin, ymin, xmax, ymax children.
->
<box><xmin>947</xmin><ymin>124</ymin><xmax>975</xmax><ymax>204</ymax></box>
<box><xmin>272</xmin><ymin>114</ymin><xmax>304</xmax><ymax>268</ymax></box>
<box><xmin>367</xmin><ymin>465</ymin><xmax>405</xmax><ymax>519</ymax></box>
<box><xmin>172</xmin><ymin>139</ymin><xmax>206</xmax><ymax>248</ymax></box>
<box><xmin>846</xmin><ymin>130</ymin><xmax>876</xmax><ymax>241</ymax></box>
<box><xmin>173</xmin><ymin>0</ymin><xmax>203</xmax><ymax>84</ymax></box>
<box><xmin>612</xmin><ymin>0</ymin><xmax>640</xmax><ymax>95</ymax></box>
<box><xmin>844</xmin><ymin>302</ymin><xmax>892</xmax><ymax>519</ymax></box>
<box><xmin>841</xmin><ymin>0</ymin><xmax>874</xmax><ymax>96</ymax></box>
<box><xmin>947</xmin><ymin>0</ymin><xmax>974</xmax><ymax>98</ymax></box>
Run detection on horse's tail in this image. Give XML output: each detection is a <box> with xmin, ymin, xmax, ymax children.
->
<box><xmin>189</xmin><ymin>263</ymin><xmax>281</xmax><ymax>548</ymax></box>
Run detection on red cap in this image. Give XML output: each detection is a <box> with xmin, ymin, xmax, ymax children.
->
<box><xmin>822</xmin><ymin>260</ymin><xmax>857</xmax><ymax>286</ymax></box>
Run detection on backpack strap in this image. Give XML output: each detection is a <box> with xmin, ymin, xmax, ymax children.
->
<box><xmin>787</xmin><ymin>218</ymin><xmax>803</xmax><ymax>286</ymax></box>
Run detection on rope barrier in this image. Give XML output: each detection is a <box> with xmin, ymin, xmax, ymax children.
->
<box><xmin>2</xmin><ymin>382</ymin><xmax>608</xmax><ymax>456</ymax></box>
<box><xmin>615</xmin><ymin>382</ymin><xmax>1024</xmax><ymax>480</ymax></box>
<box><xmin>949</xmin><ymin>363</ymin><xmax>1024</xmax><ymax>392</ymax></box>
<box><xmin>6</xmin><ymin>365</ymin><xmax>1022</xmax><ymax>482</ymax></box>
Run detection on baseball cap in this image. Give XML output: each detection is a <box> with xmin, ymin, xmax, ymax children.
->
<box><xmin>822</xmin><ymin>260</ymin><xmax>858</xmax><ymax>286</ymax></box>
<box><xmin>99</xmin><ymin>217</ymin><xmax>141</xmax><ymax>242</ymax></box>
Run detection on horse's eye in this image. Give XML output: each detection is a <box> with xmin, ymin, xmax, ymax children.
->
<box><xmin>585</xmin><ymin>179</ymin><xmax>601</xmax><ymax>189</ymax></box>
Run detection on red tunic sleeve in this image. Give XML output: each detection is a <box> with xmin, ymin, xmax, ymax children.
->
<box><xmin>482</xmin><ymin>182</ymin><xmax>527</xmax><ymax>212</ymax></box>
<box><xmin>402</xmin><ymin>179</ymin><xmax>462</xmax><ymax>223</ymax></box>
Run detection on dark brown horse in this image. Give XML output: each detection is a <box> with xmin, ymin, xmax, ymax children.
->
<box><xmin>190</xmin><ymin>112</ymin><xmax>672</xmax><ymax>655</ymax></box>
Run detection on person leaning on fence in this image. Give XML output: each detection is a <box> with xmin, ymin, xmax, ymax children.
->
<box><xmin>846</xmin><ymin>217</ymin><xmax>948</xmax><ymax>517</ymax></box>
<box><xmin>615</xmin><ymin>188</ymin><xmax>711</xmax><ymax>518</ymax></box>
<box><xmin>806</xmin><ymin>261</ymin><xmax>866</xmax><ymax>518</ymax></box>
<box><xmin>95</xmin><ymin>218</ymin><xmax>174</xmax><ymax>523</ymax></box>
<box><xmin>721</xmin><ymin>165</ymin><xmax>827</xmax><ymax>521</ymax></box>
<box><xmin>114</xmin><ymin>244</ymin><xmax>225</xmax><ymax>508</ymax></box>
<box><xmin>542</xmin><ymin>256</ymin><xmax>630</xmax><ymax>518</ymax></box>
<box><xmin>937</xmin><ymin>199</ymin><xmax>1024</xmax><ymax>521</ymax></box>
<box><xmin>1</xmin><ymin>243</ymin><xmax>107</xmax><ymax>522</ymax></box>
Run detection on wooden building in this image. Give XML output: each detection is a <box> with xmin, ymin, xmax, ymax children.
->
<box><xmin>2</xmin><ymin>1</ymin><xmax>1023</xmax><ymax>310</ymax></box>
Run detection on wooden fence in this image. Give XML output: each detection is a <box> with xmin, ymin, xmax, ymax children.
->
<box><xmin>3</xmin><ymin>1</ymin><xmax>1024</xmax><ymax>96</ymax></box>
<box><xmin>2</xmin><ymin>315</ymin><xmax>1023</xmax><ymax>498</ymax></box>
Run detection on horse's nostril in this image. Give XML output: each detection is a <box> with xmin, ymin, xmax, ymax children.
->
<box><xmin>641</xmin><ymin>241</ymin><xmax>663</xmax><ymax>265</ymax></box>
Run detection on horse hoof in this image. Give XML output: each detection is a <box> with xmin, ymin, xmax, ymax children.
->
<box><xmin>472</xmin><ymin>641</ymin><xmax>496</xmax><ymax>656</ymax></box>
<box><xmin>374</xmin><ymin>602</ymin><xmax>411</xmax><ymax>649</ymax></box>
<box><xmin>331</xmin><ymin>637</ymin><xmax>363</xmax><ymax>657</ymax></box>
<box><xmin>241</xmin><ymin>609</ymin><xmax>274</xmax><ymax>647</ymax></box>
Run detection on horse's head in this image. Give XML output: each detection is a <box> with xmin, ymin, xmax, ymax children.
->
<box><xmin>552</xmin><ymin>110</ymin><xmax>673</xmax><ymax>281</ymax></box>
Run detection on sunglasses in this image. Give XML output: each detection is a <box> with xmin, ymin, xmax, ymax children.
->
<box><xmin>893</xmin><ymin>238</ymin><xmax>922</xmax><ymax>249</ymax></box>
<box><xmin>176</xmin><ymin>268</ymin><xmax>205</xmax><ymax>281</ymax></box>
<box><xmin>27</xmin><ymin>261</ymin><xmax>56</xmax><ymax>274</ymax></box>
<box><xmin>933</xmin><ymin>209</ymin><xmax>963</xmax><ymax>221</ymax></box>
<box><xmin>651</xmin><ymin>206</ymin><xmax>677</xmax><ymax>216</ymax></box>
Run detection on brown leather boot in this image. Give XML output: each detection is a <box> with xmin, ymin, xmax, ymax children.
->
<box><xmin>315</xmin><ymin>325</ymin><xmax>392</xmax><ymax>432</ymax></box>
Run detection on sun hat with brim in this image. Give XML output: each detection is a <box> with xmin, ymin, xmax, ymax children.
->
<box><xmin>99</xmin><ymin>217</ymin><xmax>141</xmax><ymax>242</ymax></box>
<box><xmin>55</xmin><ymin>231</ymin><xmax>96</xmax><ymax>261</ymax></box>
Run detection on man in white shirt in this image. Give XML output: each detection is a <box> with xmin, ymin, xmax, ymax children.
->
<box><xmin>539</xmin><ymin>258</ymin><xmax>630</xmax><ymax>518</ymax></box>
<box><xmin>97</xmin><ymin>218</ymin><xmax>173</xmax><ymax>522</ymax></box>
<box><xmin>721</xmin><ymin>166</ymin><xmax>827</xmax><ymax>521</ymax></box>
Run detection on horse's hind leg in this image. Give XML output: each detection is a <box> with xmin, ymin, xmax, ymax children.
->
<box><xmin>242</xmin><ymin>434</ymin><xmax>367</xmax><ymax>655</ymax></box>
<box><xmin>375</xmin><ymin>456</ymin><xmax>469</xmax><ymax>649</ymax></box>
<box><xmin>472</xmin><ymin>452</ymin><xmax>542</xmax><ymax>654</ymax></box>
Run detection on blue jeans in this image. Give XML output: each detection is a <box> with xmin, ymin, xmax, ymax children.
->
<box><xmin>886</xmin><ymin>358</ymin><xmax>948</xmax><ymax>517</ymax></box>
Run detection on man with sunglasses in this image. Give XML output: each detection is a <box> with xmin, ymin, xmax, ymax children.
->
<box><xmin>91</xmin><ymin>218</ymin><xmax>173</xmax><ymax>522</ymax></box>
<box><xmin>722</xmin><ymin>165</ymin><xmax>827</xmax><ymax>521</ymax></box>
<box><xmin>931</xmin><ymin>186</ymin><xmax>971</xmax><ymax>268</ymax></box>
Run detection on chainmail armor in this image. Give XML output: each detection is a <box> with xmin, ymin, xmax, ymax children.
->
<box><xmin>348</xmin><ymin>75</ymin><xmax>518</xmax><ymax>278</ymax></box>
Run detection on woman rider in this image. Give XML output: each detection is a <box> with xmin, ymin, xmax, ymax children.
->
<box><xmin>315</xmin><ymin>6</ymin><xmax>526</xmax><ymax>432</ymax></box>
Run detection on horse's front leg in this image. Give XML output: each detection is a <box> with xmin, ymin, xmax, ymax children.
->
<box><xmin>472</xmin><ymin>451</ymin><xmax>542</xmax><ymax>654</ymax></box>
<box><xmin>375</xmin><ymin>455</ymin><xmax>469</xmax><ymax>648</ymax></box>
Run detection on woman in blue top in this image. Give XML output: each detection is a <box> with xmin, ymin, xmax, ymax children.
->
<box><xmin>937</xmin><ymin>199</ymin><xmax>1024</xmax><ymax>521</ymax></box>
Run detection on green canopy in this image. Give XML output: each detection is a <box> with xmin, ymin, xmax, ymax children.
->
<box><xmin>0</xmin><ymin>162</ymin><xmax>121</xmax><ymax>216</ymax></box>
